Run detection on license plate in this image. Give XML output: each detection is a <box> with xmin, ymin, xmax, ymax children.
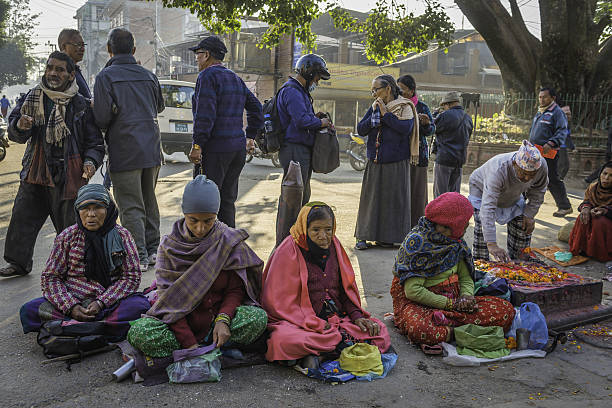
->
<box><xmin>174</xmin><ymin>123</ymin><xmax>189</xmax><ymax>132</ymax></box>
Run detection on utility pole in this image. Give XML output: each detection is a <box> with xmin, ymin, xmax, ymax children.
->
<box><xmin>154</xmin><ymin>0</ymin><xmax>159</xmax><ymax>74</ymax></box>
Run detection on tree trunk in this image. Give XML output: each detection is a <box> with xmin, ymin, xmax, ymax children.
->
<box><xmin>455</xmin><ymin>0</ymin><xmax>611</xmax><ymax>100</ymax></box>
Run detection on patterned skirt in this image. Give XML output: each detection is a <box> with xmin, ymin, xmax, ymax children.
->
<box><xmin>128</xmin><ymin>305</ymin><xmax>268</xmax><ymax>357</ymax></box>
<box><xmin>390</xmin><ymin>276</ymin><xmax>515</xmax><ymax>345</ymax></box>
<box><xmin>19</xmin><ymin>293</ymin><xmax>151</xmax><ymax>341</ymax></box>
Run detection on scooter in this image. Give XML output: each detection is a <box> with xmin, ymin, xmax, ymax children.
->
<box><xmin>347</xmin><ymin>133</ymin><xmax>367</xmax><ymax>171</ymax></box>
<box><xmin>0</xmin><ymin>118</ymin><xmax>9</xmax><ymax>163</ymax></box>
<box><xmin>246</xmin><ymin>140</ymin><xmax>281</xmax><ymax>168</ymax></box>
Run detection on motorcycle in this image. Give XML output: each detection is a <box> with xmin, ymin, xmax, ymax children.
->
<box><xmin>246</xmin><ymin>140</ymin><xmax>281</xmax><ymax>168</ymax></box>
<box><xmin>347</xmin><ymin>133</ymin><xmax>367</xmax><ymax>171</ymax></box>
<box><xmin>0</xmin><ymin>117</ymin><xmax>8</xmax><ymax>163</ymax></box>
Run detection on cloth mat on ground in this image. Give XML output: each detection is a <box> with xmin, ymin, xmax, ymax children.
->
<box><xmin>441</xmin><ymin>342</ymin><xmax>546</xmax><ymax>366</ymax></box>
<box><xmin>532</xmin><ymin>246</ymin><xmax>589</xmax><ymax>266</ymax></box>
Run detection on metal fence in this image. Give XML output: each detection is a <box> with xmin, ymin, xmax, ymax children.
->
<box><xmin>417</xmin><ymin>92</ymin><xmax>612</xmax><ymax>148</ymax></box>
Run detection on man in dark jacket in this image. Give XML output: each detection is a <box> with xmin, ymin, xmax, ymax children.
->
<box><xmin>58</xmin><ymin>28</ymin><xmax>91</xmax><ymax>99</ymax></box>
<box><xmin>276</xmin><ymin>54</ymin><xmax>331</xmax><ymax>205</ymax></box>
<box><xmin>93</xmin><ymin>28</ymin><xmax>165</xmax><ymax>271</ymax></box>
<box><xmin>528</xmin><ymin>87</ymin><xmax>570</xmax><ymax>217</ymax></box>
<box><xmin>187</xmin><ymin>36</ymin><xmax>263</xmax><ymax>227</ymax></box>
<box><xmin>432</xmin><ymin>91</ymin><xmax>473</xmax><ymax>198</ymax></box>
<box><xmin>0</xmin><ymin>51</ymin><xmax>104</xmax><ymax>277</ymax></box>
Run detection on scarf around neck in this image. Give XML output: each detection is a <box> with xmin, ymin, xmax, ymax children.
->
<box><xmin>20</xmin><ymin>79</ymin><xmax>78</xmax><ymax>146</ymax></box>
<box><xmin>381</xmin><ymin>96</ymin><xmax>420</xmax><ymax>165</ymax></box>
<box><xmin>76</xmin><ymin>200</ymin><xmax>123</xmax><ymax>288</ymax></box>
<box><xmin>393</xmin><ymin>217</ymin><xmax>474</xmax><ymax>283</ymax></box>
<box><xmin>584</xmin><ymin>170</ymin><xmax>612</xmax><ymax>208</ymax></box>
<box><xmin>538</xmin><ymin>101</ymin><xmax>556</xmax><ymax>114</ymax></box>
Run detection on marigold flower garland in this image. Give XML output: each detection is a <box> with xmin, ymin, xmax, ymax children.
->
<box><xmin>474</xmin><ymin>259</ymin><xmax>570</xmax><ymax>285</ymax></box>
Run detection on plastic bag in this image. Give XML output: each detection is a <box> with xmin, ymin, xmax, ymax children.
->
<box><xmin>166</xmin><ymin>345</ymin><xmax>222</xmax><ymax>384</ymax></box>
<box><xmin>518</xmin><ymin>302</ymin><xmax>548</xmax><ymax>350</ymax></box>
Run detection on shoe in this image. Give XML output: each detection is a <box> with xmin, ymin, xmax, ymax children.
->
<box><xmin>300</xmin><ymin>355</ymin><xmax>320</xmax><ymax>369</ymax></box>
<box><xmin>139</xmin><ymin>262</ymin><xmax>149</xmax><ymax>273</ymax></box>
<box><xmin>553</xmin><ymin>208</ymin><xmax>572</xmax><ymax>217</ymax></box>
<box><xmin>355</xmin><ymin>240</ymin><xmax>370</xmax><ymax>250</ymax></box>
<box><xmin>0</xmin><ymin>264</ymin><xmax>28</xmax><ymax>277</ymax></box>
<box><xmin>375</xmin><ymin>241</ymin><xmax>394</xmax><ymax>248</ymax></box>
<box><xmin>147</xmin><ymin>253</ymin><xmax>157</xmax><ymax>266</ymax></box>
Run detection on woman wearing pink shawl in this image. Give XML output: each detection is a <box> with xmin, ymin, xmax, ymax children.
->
<box><xmin>262</xmin><ymin>202</ymin><xmax>391</xmax><ymax>368</ymax></box>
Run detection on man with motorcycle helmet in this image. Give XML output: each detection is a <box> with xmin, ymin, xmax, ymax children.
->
<box><xmin>276</xmin><ymin>54</ymin><xmax>332</xmax><ymax>206</ymax></box>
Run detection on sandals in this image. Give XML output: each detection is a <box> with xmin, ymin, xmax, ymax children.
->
<box><xmin>420</xmin><ymin>343</ymin><xmax>444</xmax><ymax>355</ymax></box>
<box><xmin>0</xmin><ymin>264</ymin><xmax>28</xmax><ymax>278</ymax></box>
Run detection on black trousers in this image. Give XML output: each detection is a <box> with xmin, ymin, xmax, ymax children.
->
<box><xmin>3</xmin><ymin>181</ymin><xmax>75</xmax><ymax>273</ymax></box>
<box><xmin>545</xmin><ymin>155</ymin><xmax>571</xmax><ymax>210</ymax></box>
<box><xmin>193</xmin><ymin>149</ymin><xmax>246</xmax><ymax>228</ymax></box>
<box><xmin>278</xmin><ymin>142</ymin><xmax>313</xmax><ymax>206</ymax></box>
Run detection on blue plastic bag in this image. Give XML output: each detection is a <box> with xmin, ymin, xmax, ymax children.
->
<box><xmin>518</xmin><ymin>302</ymin><xmax>548</xmax><ymax>350</ymax></box>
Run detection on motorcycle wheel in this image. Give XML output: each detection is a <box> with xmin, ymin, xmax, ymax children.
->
<box><xmin>245</xmin><ymin>153</ymin><xmax>254</xmax><ymax>163</ymax></box>
<box><xmin>349</xmin><ymin>145</ymin><xmax>367</xmax><ymax>171</ymax></box>
<box><xmin>271</xmin><ymin>153</ymin><xmax>281</xmax><ymax>168</ymax></box>
<box><xmin>0</xmin><ymin>146</ymin><xmax>5</xmax><ymax>162</ymax></box>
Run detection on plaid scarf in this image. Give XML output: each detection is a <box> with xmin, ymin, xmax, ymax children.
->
<box><xmin>371</xmin><ymin>107</ymin><xmax>381</xmax><ymax>128</ymax></box>
<box><xmin>146</xmin><ymin>219</ymin><xmax>263</xmax><ymax>324</ymax></box>
<box><xmin>20</xmin><ymin>79</ymin><xmax>78</xmax><ymax>146</ymax></box>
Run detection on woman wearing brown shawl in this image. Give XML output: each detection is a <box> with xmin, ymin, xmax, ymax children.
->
<box><xmin>354</xmin><ymin>74</ymin><xmax>418</xmax><ymax>249</ymax></box>
<box><xmin>569</xmin><ymin>161</ymin><xmax>612</xmax><ymax>262</ymax></box>
<box><xmin>128</xmin><ymin>176</ymin><xmax>267</xmax><ymax>357</ymax></box>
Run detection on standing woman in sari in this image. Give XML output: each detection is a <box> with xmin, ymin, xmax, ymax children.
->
<box><xmin>354</xmin><ymin>75</ymin><xmax>419</xmax><ymax>250</ymax></box>
<box><xmin>569</xmin><ymin>161</ymin><xmax>612</xmax><ymax>262</ymax></box>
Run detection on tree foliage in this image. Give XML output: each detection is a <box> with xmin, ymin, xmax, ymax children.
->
<box><xmin>0</xmin><ymin>0</ymin><xmax>39</xmax><ymax>89</ymax></box>
<box><xmin>158</xmin><ymin>0</ymin><xmax>454</xmax><ymax>63</ymax></box>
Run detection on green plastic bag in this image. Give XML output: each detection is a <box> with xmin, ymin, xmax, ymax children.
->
<box><xmin>454</xmin><ymin>324</ymin><xmax>509</xmax><ymax>359</ymax></box>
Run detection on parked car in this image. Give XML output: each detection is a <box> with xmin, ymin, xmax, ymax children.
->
<box><xmin>158</xmin><ymin>79</ymin><xmax>195</xmax><ymax>156</ymax></box>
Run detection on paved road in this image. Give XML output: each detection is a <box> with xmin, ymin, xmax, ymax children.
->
<box><xmin>0</xmin><ymin>143</ymin><xmax>611</xmax><ymax>407</ymax></box>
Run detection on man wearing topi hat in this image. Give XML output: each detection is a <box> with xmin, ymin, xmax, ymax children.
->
<box><xmin>468</xmin><ymin>140</ymin><xmax>548</xmax><ymax>262</ymax></box>
<box><xmin>432</xmin><ymin>91</ymin><xmax>473</xmax><ymax>198</ymax></box>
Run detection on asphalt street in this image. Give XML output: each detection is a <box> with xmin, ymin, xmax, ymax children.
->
<box><xmin>0</xmin><ymin>143</ymin><xmax>611</xmax><ymax>408</ymax></box>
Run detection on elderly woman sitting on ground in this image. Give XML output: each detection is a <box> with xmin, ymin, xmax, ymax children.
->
<box><xmin>262</xmin><ymin>202</ymin><xmax>391</xmax><ymax>368</ymax></box>
<box><xmin>127</xmin><ymin>176</ymin><xmax>267</xmax><ymax>357</ymax></box>
<box><xmin>569</xmin><ymin>161</ymin><xmax>612</xmax><ymax>262</ymax></box>
<box><xmin>390</xmin><ymin>193</ymin><xmax>515</xmax><ymax>352</ymax></box>
<box><xmin>20</xmin><ymin>184</ymin><xmax>149</xmax><ymax>340</ymax></box>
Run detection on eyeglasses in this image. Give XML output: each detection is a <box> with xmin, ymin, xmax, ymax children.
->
<box><xmin>371</xmin><ymin>86</ymin><xmax>384</xmax><ymax>96</ymax></box>
<box><xmin>66</xmin><ymin>42</ymin><xmax>86</xmax><ymax>49</ymax></box>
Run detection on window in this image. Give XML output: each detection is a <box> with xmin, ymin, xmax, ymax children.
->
<box><xmin>161</xmin><ymin>84</ymin><xmax>195</xmax><ymax>109</ymax></box>
<box><xmin>111</xmin><ymin>11</ymin><xmax>123</xmax><ymax>28</ymax></box>
<box><xmin>96</xmin><ymin>6</ymin><xmax>105</xmax><ymax>21</ymax></box>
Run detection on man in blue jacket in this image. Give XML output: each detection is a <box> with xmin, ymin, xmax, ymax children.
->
<box><xmin>93</xmin><ymin>28</ymin><xmax>165</xmax><ymax>271</ymax></box>
<box><xmin>188</xmin><ymin>36</ymin><xmax>263</xmax><ymax>228</ymax></box>
<box><xmin>432</xmin><ymin>91</ymin><xmax>473</xmax><ymax>198</ymax></box>
<box><xmin>276</xmin><ymin>54</ymin><xmax>331</xmax><ymax>205</ymax></box>
<box><xmin>528</xmin><ymin>87</ymin><xmax>571</xmax><ymax>217</ymax></box>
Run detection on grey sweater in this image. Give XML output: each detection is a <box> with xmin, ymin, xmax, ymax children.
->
<box><xmin>469</xmin><ymin>152</ymin><xmax>548</xmax><ymax>242</ymax></box>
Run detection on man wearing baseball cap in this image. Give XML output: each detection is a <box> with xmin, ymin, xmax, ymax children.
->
<box><xmin>188</xmin><ymin>36</ymin><xmax>263</xmax><ymax>228</ymax></box>
<box><xmin>468</xmin><ymin>140</ymin><xmax>549</xmax><ymax>262</ymax></box>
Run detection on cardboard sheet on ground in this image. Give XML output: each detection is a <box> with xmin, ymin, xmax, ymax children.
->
<box><xmin>533</xmin><ymin>246</ymin><xmax>589</xmax><ymax>266</ymax></box>
<box><xmin>441</xmin><ymin>342</ymin><xmax>546</xmax><ymax>367</ymax></box>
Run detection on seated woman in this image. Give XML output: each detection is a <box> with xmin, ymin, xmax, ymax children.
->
<box><xmin>262</xmin><ymin>202</ymin><xmax>391</xmax><ymax>368</ymax></box>
<box><xmin>20</xmin><ymin>184</ymin><xmax>149</xmax><ymax>341</ymax></box>
<box><xmin>128</xmin><ymin>176</ymin><xmax>267</xmax><ymax>357</ymax></box>
<box><xmin>390</xmin><ymin>192</ymin><xmax>515</xmax><ymax>350</ymax></box>
<box><xmin>569</xmin><ymin>161</ymin><xmax>612</xmax><ymax>262</ymax></box>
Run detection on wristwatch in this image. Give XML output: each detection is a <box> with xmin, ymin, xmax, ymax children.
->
<box><xmin>192</xmin><ymin>144</ymin><xmax>201</xmax><ymax>151</ymax></box>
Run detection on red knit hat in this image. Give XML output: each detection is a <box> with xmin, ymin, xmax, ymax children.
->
<box><xmin>425</xmin><ymin>192</ymin><xmax>474</xmax><ymax>239</ymax></box>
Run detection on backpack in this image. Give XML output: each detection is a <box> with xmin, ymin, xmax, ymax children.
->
<box><xmin>255</xmin><ymin>82</ymin><xmax>304</xmax><ymax>154</ymax></box>
<box><xmin>37</xmin><ymin>320</ymin><xmax>109</xmax><ymax>358</ymax></box>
